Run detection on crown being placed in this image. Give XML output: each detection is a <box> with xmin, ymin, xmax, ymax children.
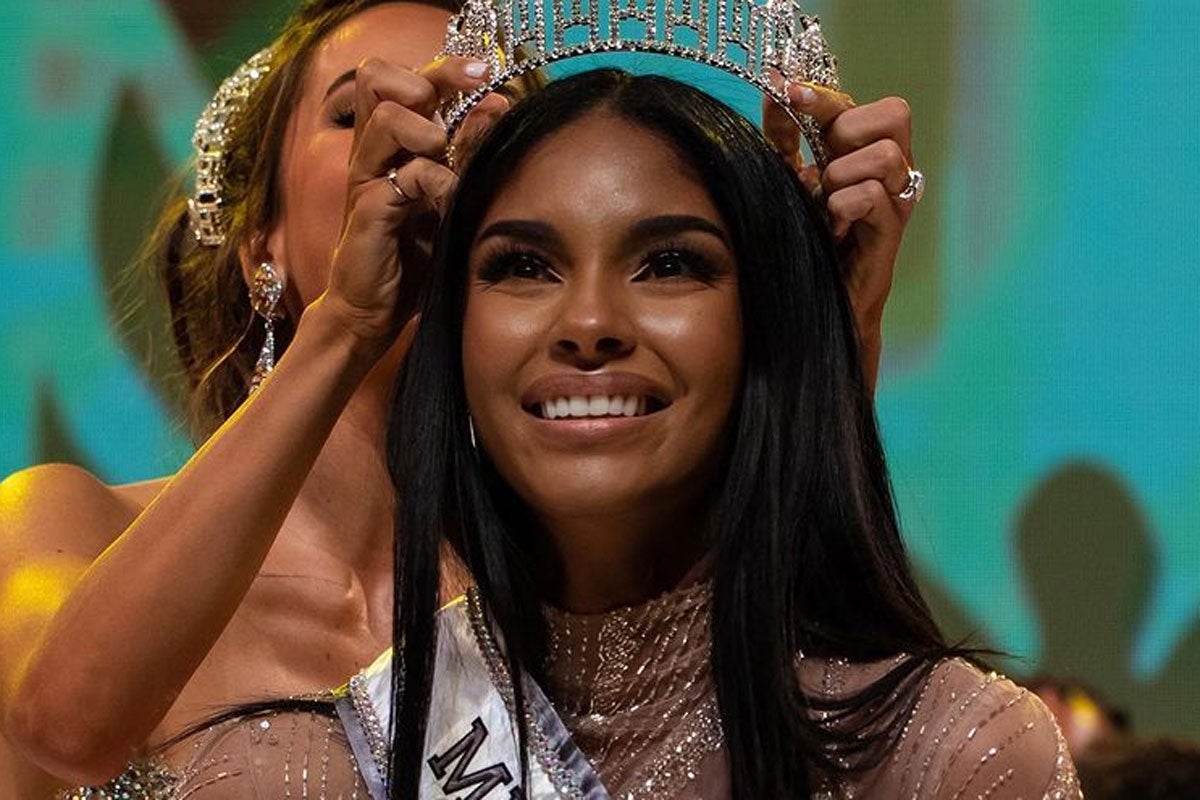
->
<box><xmin>188</xmin><ymin>48</ymin><xmax>274</xmax><ymax>247</ymax></box>
<box><xmin>441</xmin><ymin>0</ymin><xmax>839</xmax><ymax>164</ymax></box>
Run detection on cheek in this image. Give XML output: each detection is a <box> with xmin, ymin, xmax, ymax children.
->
<box><xmin>646</xmin><ymin>293</ymin><xmax>743</xmax><ymax>408</ymax></box>
<box><xmin>460</xmin><ymin>315</ymin><xmax>490</xmax><ymax>418</ymax></box>
<box><xmin>461</xmin><ymin>295</ymin><xmax>534</xmax><ymax>425</ymax></box>
<box><xmin>281</xmin><ymin>134</ymin><xmax>353</xmax><ymax>305</ymax></box>
<box><xmin>668</xmin><ymin>296</ymin><xmax>743</xmax><ymax>489</ymax></box>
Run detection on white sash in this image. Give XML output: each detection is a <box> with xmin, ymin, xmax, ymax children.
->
<box><xmin>335</xmin><ymin>597</ymin><xmax>610</xmax><ymax>800</ymax></box>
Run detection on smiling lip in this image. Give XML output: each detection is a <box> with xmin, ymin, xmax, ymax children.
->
<box><xmin>521</xmin><ymin>372</ymin><xmax>672</xmax><ymax>421</ymax></box>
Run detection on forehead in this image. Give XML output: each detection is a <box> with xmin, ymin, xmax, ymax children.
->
<box><xmin>483</xmin><ymin>112</ymin><xmax>723</xmax><ymax>226</ymax></box>
<box><xmin>309</xmin><ymin>2</ymin><xmax>452</xmax><ymax>80</ymax></box>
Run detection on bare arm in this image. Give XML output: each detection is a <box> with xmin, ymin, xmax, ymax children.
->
<box><xmin>0</xmin><ymin>56</ymin><xmax>488</xmax><ymax>784</ymax></box>
<box><xmin>0</xmin><ymin>303</ymin><xmax>378</xmax><ymax>782</ymax></box>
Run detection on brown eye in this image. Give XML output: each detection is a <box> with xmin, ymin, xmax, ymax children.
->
<box><xmin>477</xmin><ymin>249</ymin><xmax>558</xmax><ymax>283</ymax></box>
<box><xmin>509</xmin><ymin>253</ymin><xmax>549</xmax><ymax>279</ymax></box>
<box><xmin>634</xmin><ymin>249</ymin><xmax>716</xmax><ymax>281</ymax></box>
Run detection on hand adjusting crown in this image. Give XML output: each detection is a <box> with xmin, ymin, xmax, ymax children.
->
<box><xmin>441</xmin><ymin>0</ymin><xmax>840</xmax><ymax>165</ymax></box>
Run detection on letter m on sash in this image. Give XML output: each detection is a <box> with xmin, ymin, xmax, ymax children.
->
<box><xmin>427</xmin><ymin>717</ymin><xmax>517</xmax><ymax>799</ymax></box>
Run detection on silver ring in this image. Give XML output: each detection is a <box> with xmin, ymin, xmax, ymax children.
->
<box><xmin>897</xmin><ymin>168</ymin><xmax>925</xmax><ymax>204</ymax></box>
<box><xmin>385</xmin><ymin>167</ymin><xmax>415</xmax><ymax>204</ymax></box>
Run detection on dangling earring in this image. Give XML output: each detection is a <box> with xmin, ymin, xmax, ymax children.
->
<box><xmin>248</xmin><ymin>262</ymin><xmax>286</xmax><ymax>392</ymax></box>
<box><xmin>467</xmin><ymin>414</ymin><xmax>478</xmax><ymax>452</ymax></box>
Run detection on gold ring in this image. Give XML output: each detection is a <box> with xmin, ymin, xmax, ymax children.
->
<box><xmin>385</xmin><ymin>167</ymin><xmax>415</xmax><ymax>204</ymax></box>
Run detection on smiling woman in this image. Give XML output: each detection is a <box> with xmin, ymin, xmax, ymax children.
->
<box><xmin>329</xmin><ymin>68</ymin><xmax>1082</xmax><ymax>800</ymax></box>
<box><xmin>0</xmin><ymin>0</ymin><xmax>939</xmax><ymax>795</ymax></box>
<box><xmin>84</xmin><ymin>67</ymin><xmax>1079</xmax><ymax>800</ymax></box>
<box><xmin>461</xmin><ymin>114</ymin><xmax>743</xmax><ymax>604</ymax></box>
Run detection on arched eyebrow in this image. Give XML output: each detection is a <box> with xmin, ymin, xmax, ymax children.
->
<box><xmin>474</xmin><ymin>219</ymin><xmax>558</xmax><ymax>247</ymax></box>
<box><xmin>628</xmin><ymin>215</ymin><xmax>729</xmax><ymax>245</ymax></box>
<box><xmin>324</xmin><ymin>69</ymin><xmax>357</xmax><ymax>100</ymax></box>
<box><xmin>474</xmin><ymin>215</ymin><xmax>729</xmax><ymax>249</ymax></box>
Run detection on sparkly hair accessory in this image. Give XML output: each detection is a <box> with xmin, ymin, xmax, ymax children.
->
<box><xmin>441</xmin><ymin>0</ymin><xmax>839</xmax><ymax>164</ymax></box>
<box><xmin>188</xmin><ymin>48</ymin><xmax>274</xmax><ymax>247</ymax></box>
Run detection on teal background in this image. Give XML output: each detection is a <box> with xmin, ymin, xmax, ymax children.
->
<box><xmin>0</xmin><ymin>1</ymin><xmax>1196</xmax><ymax>737</ymax></box>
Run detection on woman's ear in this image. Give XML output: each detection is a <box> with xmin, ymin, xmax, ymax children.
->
<box><xmin>238</xmin><ymin>227</ymin><xmax>287</xmax><ymax>289</ymax></box>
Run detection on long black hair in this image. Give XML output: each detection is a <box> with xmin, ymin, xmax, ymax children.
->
<box><xmin>387</xmin><ymin>68</ymin><xmax>956</xmax><ymax>798</ymax></box>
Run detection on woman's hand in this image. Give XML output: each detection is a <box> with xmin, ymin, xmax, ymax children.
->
<box><xmin>764</xmin><ymin>84</ymin><xmax>920</xmax><ymax>392</ymax></box>
<box><xmin>321</xmin><ymin>56</ymin><xmax>491</xmax><ymax>355</ymax></box>
<box><xmin>1</xmin><ymin>57</ymin><xmax>506</xmax><ymax>783</ymax></box>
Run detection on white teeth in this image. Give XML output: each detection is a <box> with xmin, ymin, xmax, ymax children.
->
<box><xmin>537</xmin><ymin>394</ymin><xmax>655</xmax><ymax>419</ymax></box>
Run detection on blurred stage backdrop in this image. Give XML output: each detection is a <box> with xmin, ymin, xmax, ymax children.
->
<box><xmin>0</xmin><ymin>0</ymin><xmax>1197</xmax><ymax>737</ymax></box>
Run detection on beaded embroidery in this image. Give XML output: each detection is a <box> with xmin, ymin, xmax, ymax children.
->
<box><xmin>60</xmin><ymin>702</ymin><xmax>366</xmax><ymax>800</ymax></box>
<box><xmin>59</xmin><ymin>760</ymin><xmax>177</xmax><ymax>800</ymax></box>
<box><xmin>347</xmin><ymin>671</ymin><xmax>390</xmax><ymax>782</ymax></box>
<box><xmin>539</xmin><ymin>581</ymin><xmax>723</xmax><ymax>798</ymax></box>
<box><xmin>466</xmin><ymin>588</ymin><xmax>589</xmax><ymax>799</ymax></box>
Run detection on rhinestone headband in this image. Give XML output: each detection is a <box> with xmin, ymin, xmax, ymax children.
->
<box><xmin>441</xmin><ymin>0</ymin><xmax>840</xmax><ymax>165</ymax></box>
<box><xmin>188</xmin><ymin>48</ymin><xmax>274</xmax><ymax>247</ymax></box>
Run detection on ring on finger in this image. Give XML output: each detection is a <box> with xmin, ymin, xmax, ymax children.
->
<box><xmin>385</xmin><ymin>167</ymin><xmax>415</xmax><ymax>204</ymax></box>
<box><xmin>897</xmin><ymin>167</ymin><xmax>925</xmax><ymax>204</ymax></box>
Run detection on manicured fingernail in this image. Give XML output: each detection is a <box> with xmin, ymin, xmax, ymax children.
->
<box><xmin>793</xmin><ymin>85</ymin><xmax>817</xmax><ymax>106</ymax></box>
<box><xmin>432</xmin><ymin>111</ymin><xmax>447</xmax><ymax>130</ymax></box>
<box><xmin>464</xmin><ymin>61</ymin><xmax>488</xmax><ymax>78</ymax></box>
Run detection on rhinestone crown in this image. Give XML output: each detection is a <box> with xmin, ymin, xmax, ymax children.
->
<box><xmin>441</xmin><ymin>0</ymin><xmax>840</xmax><ymax>164</ymax></box>
<box><xmin>188</xmin><ymin>48</ymin><xmax>274</xmax><ymax>247</ymax></box>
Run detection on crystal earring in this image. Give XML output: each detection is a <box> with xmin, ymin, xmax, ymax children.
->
<box><xmin>248</xmin><ymin>262</ymin><xmax>286</xmax><ymax>392</ymax></box>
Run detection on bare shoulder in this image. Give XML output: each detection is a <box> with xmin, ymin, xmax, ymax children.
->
<box><xmin>903</xmin><ymin>658</ymin><xmax>1082</xmax><ymax>799</ymax></box>
<box><xmin>112</xmin><ymin>475</ymin><xmax>171</xmax><ymax>508</ymax></box>
<box><xmin>0</xmin><ymin>463</ymin><xmax>162</xmax><ymax>560</ymax></box>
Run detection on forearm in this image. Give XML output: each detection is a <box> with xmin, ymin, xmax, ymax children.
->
<box><xmin>5</xmin><ymin>299</ymin><xmax>377</xmax><ymax>781</ymax></box>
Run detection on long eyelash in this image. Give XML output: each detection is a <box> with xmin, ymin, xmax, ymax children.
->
<box><xmin>475</xmin><ymin>244</ymin><xmax>549</xmax><ymax>284</ymax></box>
<box><xmin>644</xmin><ymin>240</ymin><xmax>722</xmax><ymax>281</ymax></box>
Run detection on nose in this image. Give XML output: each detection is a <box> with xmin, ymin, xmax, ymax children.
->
<box><xmin>550</xmin><ymin>270</ymin><xmax>635</xmax><ymax>368</ymax></box>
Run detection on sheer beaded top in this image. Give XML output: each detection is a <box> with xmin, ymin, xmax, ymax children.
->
<box><xmin>59</xmin><ymin>705</ymin><xmax>368</xmax><ymax>800</ymax></box>
<box><xmin>541</xmin><ymin>580</ymin><xmax>725</xmax><ymax>797</ymax></box>
<box><xmin>67</xmin><ymin>581</ymin><xmax>1081</xmax><ymax>799</ymax></box>
<box><xmin>536</xmin><ymin>580</ymin><xmax>1082</xmax><ymax>800</ymax></box>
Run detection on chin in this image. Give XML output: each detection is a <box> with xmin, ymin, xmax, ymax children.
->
<box><xmin>516</xmin><ymin>465</ymin><xmax>701</xmax><ymax>529</ymax></box>
<box><xmin>527</xmin><ymin>476</ymin><xmax>646</xmax><ymax>515</ymax></box>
